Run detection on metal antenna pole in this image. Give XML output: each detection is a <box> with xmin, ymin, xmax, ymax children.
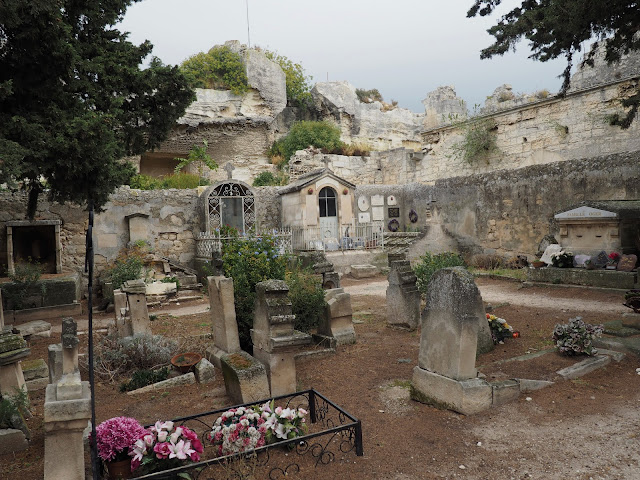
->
<box><xmin>246</xmin><ymin>0</ymin><xmax>251</xmax><ymax>48</ymax></box>
<box><xmin>85</xmin><ymin>200</ymin><xmax>99</xmax><ymax>480</ymax></box>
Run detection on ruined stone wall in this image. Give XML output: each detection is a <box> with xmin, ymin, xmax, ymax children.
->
<box><xmin>409</xmin><ymin>152</ymin><xmax>640</xmax><ymax>260</ymax></box>
<box><xmin>290</xmin><ymin>78</ymin><xmax>640</xmax><ymax>186</ymax></box>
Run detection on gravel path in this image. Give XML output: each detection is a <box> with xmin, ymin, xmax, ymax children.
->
<box><xmin>342</xmin><ymin>278</ymin><xmax>628</xmax><ymax>315</ymax></box>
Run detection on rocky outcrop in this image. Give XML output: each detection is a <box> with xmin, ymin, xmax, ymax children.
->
<box><xmin>178</xmin><ymin>41</ymin><xmax>286</xmax><ymax>127</ymax></box>
<box><xmin>311</xmin><ymin>81</ymin><xmax>423</xmax><ymax>150</ymax></box>
<box><xmin>422</xmin><ymin>86</ymin><xmax>467</xmax><ymax>129</ymax></box>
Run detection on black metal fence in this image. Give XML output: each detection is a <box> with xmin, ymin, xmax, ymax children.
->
<box><xmin>134</xmin><ymin>389</ymin><xmax>363</xmax><ymax>480</ymax></box>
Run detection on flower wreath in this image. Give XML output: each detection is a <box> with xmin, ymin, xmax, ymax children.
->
<box><xmin>388</xmin><ymin>219</ymin><xmax>400</xmax><ymax>232</ymax></box>
<box><xmin>409</xmin><ymin>209</ymin><xmax>418</xmax><ymax>223</ymax></box>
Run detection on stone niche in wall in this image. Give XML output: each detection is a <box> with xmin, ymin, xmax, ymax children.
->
<box><xmin>6</xmin><ymin>220</ymin><xmax>62</xmax><ymax>275</ymax></box>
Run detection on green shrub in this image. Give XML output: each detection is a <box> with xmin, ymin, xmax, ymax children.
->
<box><xmin>103</xmin><ymin>246</ymin><xmax>145</xmax><ymax>291</ymax></box>
<box><xmin>119</xmin><ymin>367</ymin><xmax>170</xmax><ymax>392</ymax></box>
<box><xmin>162</xmin><ymin>172</ymin><xmax>210</xmax><ymax>189</ymax></box>
<box><xmin>129</xmin><ymin>174</ymin><xmax>163</xmax><ymax>190</ymax></box>
<box><xmin>2</xmin><ymin>258</ymin><xmax>43</xmax><ymax>310</ymax></box>
<box><xmin>94</xmin><ymin>333</ymin><xmax>177</xmax><ymax>379</ymax></box>
<box><xmin>268</xmin><ymin>121</ymin><xmax>343</xmax><ymax>164</ymax></box>
<box><xmin>413</xmin><ymin>252</ymin><xmax>466</xmax><ymax>295</ymax></box>
<box><xmin>252</xmin><ymin>171</ymin><xmax>288</xmax><ymax>187</ymax></box>
<box><xmin>451</xmin><ymin>119</ymin><xmax>498</xmax><ymax>164</ymax></box>
<box><xmin>222</xmin><ymin>233</ymin><xmax>288</xmax><ymax>350</ymax></box>
<box><xmin>263</xmin><ymin>50</ymin><xmax>312</xmax><ymax>108</ymax></box>
<box><xmin>286</xmin><ymin>267</ymin><xmax>326</xmax><ymax>333</ymax></box>
<box><xmin>552</xmin><ymin>317</ymin><xmax>604</xmax><ymax>356</ymax></box>
<box><xmin>128</xmin><ymin>172</ymin><xmax>210</xmax><ymax>190</ymax></box>
<box><xmin>180</xmin><ymin>45</ymin><xmax>249</xmax><ymax>95</ymax></box>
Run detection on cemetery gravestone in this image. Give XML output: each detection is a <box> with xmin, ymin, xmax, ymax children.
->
<box><xmin>386</xmin><ymin>260</ymin><xmax>420</xmax><ymax>330</ymax></box>
<box><xmin>205</xmin><ymin>276</ymin><xmax>241</xmax><ymax>369</ymax></box>
<box><xmin>411</xmin><ymin>267</ymin><xmax>492</xmax><ymax>415</ymax></box>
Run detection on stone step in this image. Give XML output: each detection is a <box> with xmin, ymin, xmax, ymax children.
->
<box><xmin>556</xmin><ymin>354</ymin><xmax>610</xmax><ymax>379</ymax></box>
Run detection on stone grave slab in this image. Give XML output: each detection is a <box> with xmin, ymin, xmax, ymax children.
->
<box><xmin>14</xmin><ymin>320</ymin><xmax>52</xmax><ymax>339</ymax></box>
<box><xmin>350</xmin><ymin>264</ymin><xmax>378</xmax><ymax>279</ymax></box>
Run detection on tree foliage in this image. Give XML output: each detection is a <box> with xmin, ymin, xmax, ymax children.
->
<box><xmin>263</xmin><ymin>50</ymin><xmax>313</xmax><ymax>109</ymax></box>
<box><xmin>180</xmin><ymin>45</ymin><xmax>249</xmax><ymax>95</ymax></box>
<box><xmin>0</xmin><ymin>0</ymin><xmax>195</xmax><ymax>218</ymax></box>
<box><xmin>467</xmin><ymin>0</ymin><xmax>640</xmax><ymax>127</ymax></box>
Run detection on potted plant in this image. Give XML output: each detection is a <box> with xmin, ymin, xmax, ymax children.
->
<box><xmin>606</xmin><ymin>252</ymin><xmax>621</xmax><ymax>270</ymax></box>
<box><xmin>130</xmin><ymin>421</ymin><xmax>203</xmax><ymax>476</ymax></box>
<box><xmin>95</xmin><ymin>416</ymin><xmax>148</xmax><ymax>479</ymax></box>
<box><xmin>531</xmin><ymin>259</ymin><xmax>546</xmax><ymax>268</ymax></box>
<box><xmin>550</xmin><ymin>251</ymin><xmax>574</xmax><ymax>268</ymax></box>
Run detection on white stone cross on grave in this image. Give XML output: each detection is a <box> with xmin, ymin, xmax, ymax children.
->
<box><xmin>224</xmin><ymin>162</ymin><xmax>235</xmax><ymax>180</ymax></box>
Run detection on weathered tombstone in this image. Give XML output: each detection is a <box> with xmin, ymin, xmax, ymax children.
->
<box><xmin>387</xmin><ymin>251</ymin><xmax>407</xmax><ymax>266</ymax></box>
<box><xmin>318</xmin><ymin>288</ymin><xmax>356</xmax><ymax>345</ymax></box>
<box><xmin>251</xmin><ymin>280</ymin><xmax>311</xmax><ymax>396</ymax></box>
<box><xmin>121</xmin><ymin>280</ymin><xmax>151</xmax><ymax>336</ymax></box>
<box><xmin>205</xmin><ymin>276</ymin><xmax>241</xmax><ymax>369</ymax></box>
<box><xmin>297</xmin><ymin>252</ymin><xmax>341</xmax><ymax>289</ymax></box>
<box><xmin>411</xmin><ymin>267</ymin><xmax>492</xmax><ymax>415</ymax></box>
<box><xmin>209</xmin><ymin>251</ymin><xmax>225</xmax><ymax>277</ymax></box>
<box><xmin>44</xmin><ymin>317</ymin><xmax>91</xmax><ymax>480</ymax></box>
<box><xmin>617</xmin><ymin>254</ymin><xmax>637</xmax><ymax>272</ymax></box>
<box><xmin>0</xmin><ymin>327</ymin><xmax>30</xmax><ymax>396</ymax></box>
<box><xmin>386</xmin><ymin>260</ymin><xmax>420</xmax><ymax>330</ymax></box>
<box><xmin>220</xmin><ymin>351</ymin><xmax>270</xmax><ymax>404</ymax></box>
<box><xmin>112</xmin><ymin>290</ymin><xmax>132</xmax><ymax>338</ymax></box>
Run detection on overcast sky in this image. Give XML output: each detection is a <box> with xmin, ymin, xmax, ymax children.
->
<box><xmin>118</xmin><ymin>0</ymin><xmax>574</xmax><ymax>113</ymax></box>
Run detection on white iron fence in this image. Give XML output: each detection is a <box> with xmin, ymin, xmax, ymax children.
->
<box><xmin>195</xmin><ymin>228</ymin><xmax>293</xmax><ymax>258</ymax></box>
<box><xmin>291</xmin><ymin>222</ymin><xmax>385</xmax><ymax>252</ymax></box>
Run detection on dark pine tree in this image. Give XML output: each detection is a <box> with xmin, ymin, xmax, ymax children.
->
<box><xmin>0</xmin><ymin>1</ymin><xmax>196</xmax><ymax>218</ymax></box>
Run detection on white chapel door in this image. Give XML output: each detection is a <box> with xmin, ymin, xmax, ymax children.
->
<box><xmin>319</xmin><ymin>187</ymin><xmax>339</xmax><ymax>241</ymax></box>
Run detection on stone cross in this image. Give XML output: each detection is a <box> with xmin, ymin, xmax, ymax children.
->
<box><xmin>224</xmin><ymin>162</ymin><xmax>235</xmax><ymax>180</ymax></box>
<box><xmin>321</xmin><ymin>156</ymin><xmax>330</xmax><ymax>169</ymax></box>
<box><xmin>61</xmin><ymin>317</ymin><xmax>79</xmax><ymax>375</ymax></box>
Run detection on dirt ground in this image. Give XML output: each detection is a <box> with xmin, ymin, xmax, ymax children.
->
<box><xmin>1</xmin><ymin>275</ymin><xmax>639</xmax><ymax>480</ymax></box>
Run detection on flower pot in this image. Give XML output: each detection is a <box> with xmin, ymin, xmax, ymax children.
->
<box><xmin>531</xmin><ymin>261</ymin><xmax>545</xmax><ymax>268</ymax></box>
<box><xmin>171</xmin><ymin>352</ymin><xmax>202</xmax><ymax>373</ymax></box>
<box><xmin>106</xmin><ymin>458</ymin><xmax>132</xmax><ymax>479</ymax></box>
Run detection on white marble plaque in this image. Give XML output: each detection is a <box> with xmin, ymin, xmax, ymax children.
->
<box><xmin>358</xmin><ymin>196</ymin><xmax>370</xmax><ymax>212</ymax></box>
<box><xmin>371</xmin><ymin>195</ymin><xmax>384</xmax><ymax>206</ymax></box>
<box><xmin>372</xmin><ymin>206</ymin><xmax>384</xmax><ymax>221</ymax></box>
<box><xmin>387</xmin><ymin>195</ymin><xmax>397</xmax><ymax>206</ymax></box>
<box><xmin>554</xmin><ymin>206</ymin><xmax>617</xmax><ymax>220</ymax></box>
<box><xmin>358</xmin><ymin>212</ymin><xmax>371</xmax><ymax>223</ymax></box>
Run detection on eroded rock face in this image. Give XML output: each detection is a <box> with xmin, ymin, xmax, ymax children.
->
<box><xmin>178</xmin><ymin>41</ymin><xmax>286</xmax><ymax>127</ymax></box>
<box><xmin>311</xmin><ymin>81</ymin><xmax>423</xmax><ymax>150</ymax></box>
<box><xmin>422</xmin><ymin>85</ymin><xmax>467</xmax><ymax>129</ymax></box>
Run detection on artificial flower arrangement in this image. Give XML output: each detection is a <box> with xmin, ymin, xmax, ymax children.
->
<box><xmin>608</xmin><ymin>252</ymin><xmax>621</xmax><ymax>265</ymax></box>
<box><xmin>95</xmin><ymin>416</ymin><xmax>148</xmax><ymax>464</ymax></box>
<box><xmin>208</xmin><ymin>401</ymin><xmax>308</xmax><ymax>457</ymax></box>
<box><xmin>130</xmin><ymin>420</ymin><xmax>204</xmax><ymax>474</ymax></box>
<box><xmin>552</xmin><ymin>316</ymin><xmax>604</xmax><ymax>356</ymax></box>
<box><xmin>550</xmin><ymin>250</ymin><xmax>574</xmax><ymax>268</ymax></box>
<box><xmin>487</xmin><ymin>314</ymin><xmax>514</xmax><ymax>344</ymax></box>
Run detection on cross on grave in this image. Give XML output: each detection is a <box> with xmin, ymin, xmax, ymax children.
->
<box><xmin>224</xmin><ymin>162</ymin><xmax>235</xmax><ymax>180</ymax></box>
<box><xmin>322</xmin><ymin>156</ymin><xmax>330</xmax><ymax>169</ymax></box>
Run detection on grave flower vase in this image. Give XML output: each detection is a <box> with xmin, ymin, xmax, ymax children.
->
<box><xmin>106</xmin><ymin>458</ymin><xmax>132</xmax><ymax>479</ymax></box>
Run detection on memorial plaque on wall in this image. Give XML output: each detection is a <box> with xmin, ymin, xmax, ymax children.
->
<box><xmin>371</xmin><ymin>194</ymin><xmax>384</xmax><ymax>206</ymax></box>
<box><xmin>372</xmin><ymin>206</ymin><xmax>384</xmax><ymax>221</ymax></box>
<box><xmin>358</xmin><ymin>212</ymin><xmax>371</xmax><ymax>223</ymax></box>
<box><xmin>387</xmin><ymin>195</ymin><xmax>398</xmax><ymax>206</ymax></box>
<box><xmin>388</xmin><ymin>207</ymin><xmax>400</xmax><ymax>218</ymax></box>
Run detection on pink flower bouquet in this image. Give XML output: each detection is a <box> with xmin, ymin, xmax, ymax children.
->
<box><xmin>208</xmin><ymin>406</ymin><xmax>267</xmax><ymax>456</ymax></box>
<box><xmin>130</xmin><ymin>420</ymin><xmax>204</xmax><ymax>474</ymax></box>
<box><xmin>95</xmin><ymin>416</ymin><xmax>147</xmax><ymax>463</ymax></box>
